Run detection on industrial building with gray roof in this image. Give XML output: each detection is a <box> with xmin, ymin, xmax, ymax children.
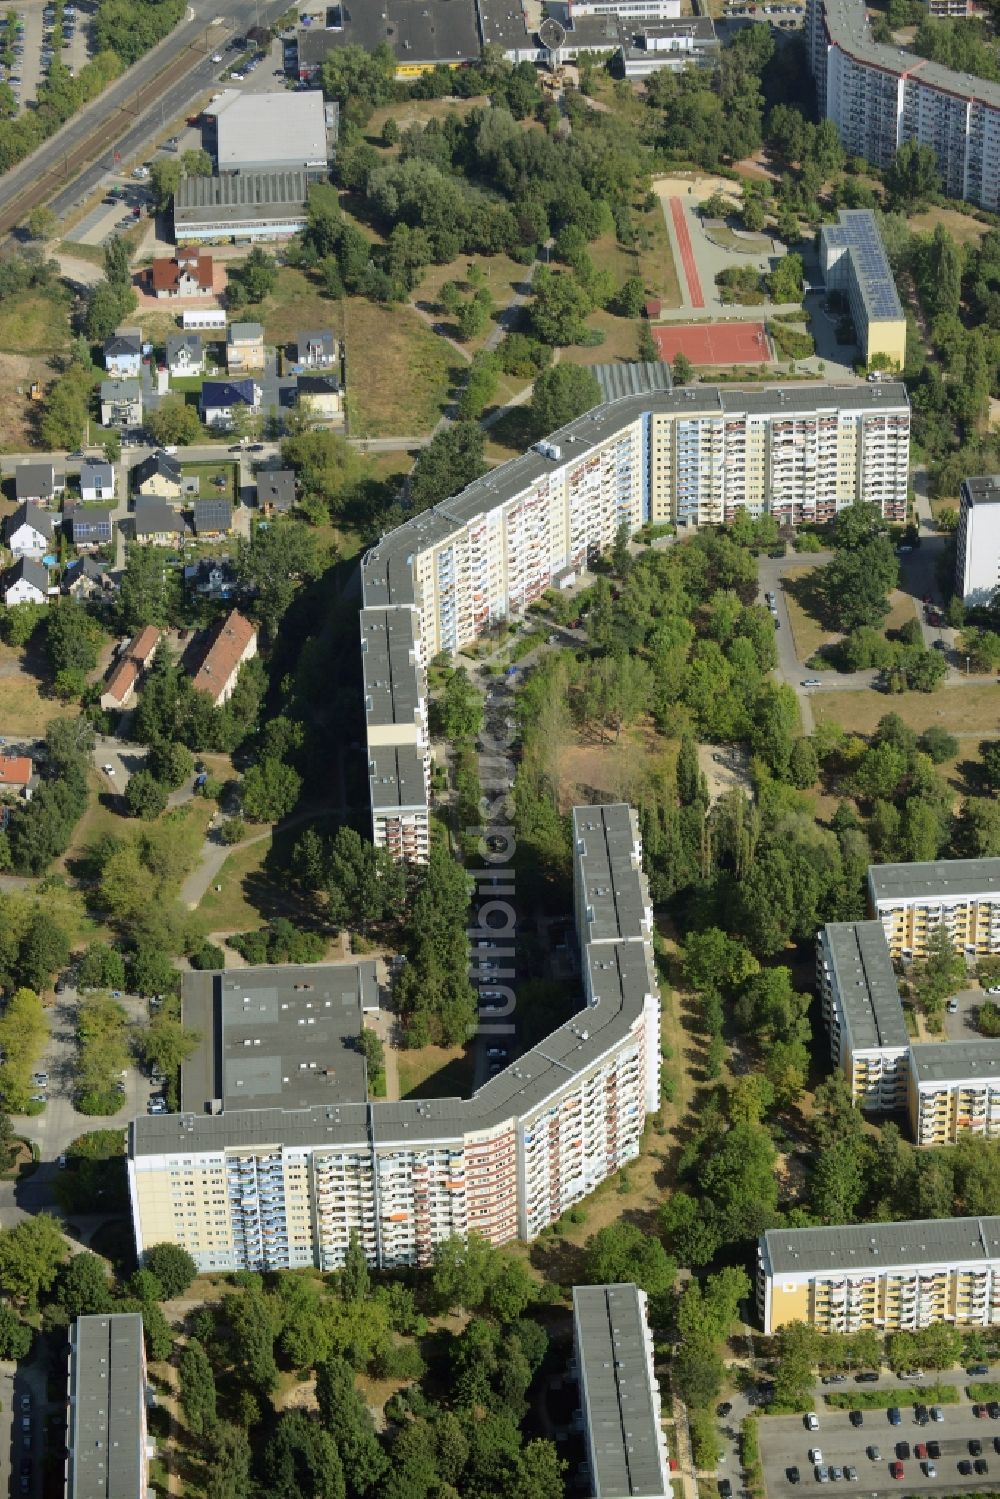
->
<box><xmin>173</xmin><ymin>170</ymin><xmax>312</xmax><ymax>243</ymax></box>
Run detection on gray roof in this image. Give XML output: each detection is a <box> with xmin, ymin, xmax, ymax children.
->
<box><xmin>297</xmin><ymin>0</ymin><xmax>481</xmax><ymax>66</ymax></box>
<box><xmin>763</xmin><ymin>1216</ymin><xmax>1000</xmax><ymax>1277</ymax></box>
<box><xmin>174</xmin><ymin>170</ymin><xmax>310</xmax><ymax>227</ymax></box>
<box><xmin>589</xmin><ymin>361</ymin><xmax>673</xmax><ymax>403</ymax></box>
<box><xmin>80</xmin><ymin>460</ymin><xmax>114</xmax><ymax>486</ymax></box>
<box><xmin>820</xmin><ymin>210</ymin><xmax>903</xmax><ymax>324</ymax></box>
<box><xmin>295</xmin><ymin>329</ymin><xmax>335</xmax><ymax>358</ymax></box>
<box><xmin>962</xmin><ymin>476</ymin><xmax>1000</xmax><ymax>508</ymax></box>
<box><xmin>573</xmin><ymin>804</ymin><xmax>648</xmax><ymax>945</ymax></box>
<box><xmin>215</xmin><ymin>90</ymin><xmax>328</xmax><ymax>170</ymax></box>
<box><xmin>192</xmin><ymin>497</ymin><xmax>233</xmax><ymax>534</ymax></box>
<box><xmin>361</xmin><ymin>382</ymin><xmax>909</xmax><ymax>609</ymax></box>
<box><xmin>14</xmin><ymin>463</ymin><xmax>57</xmax><ymax>499</ymax></box>
<box><xmin>256</xmin><ymin>468</ymin><xmax>295</xmax><ymax>509</ymax></box>
<box><xmin>180</xmin><ymin>964</ymin><xmax>377</xmax><ymax>1114</ymax></box>
<box><xmin>910</xmin><ymin>1039</ymin><xmax>1000</xmax><ymax>1085</ymax></box>
<box><xmin>869</xmin><ymin>858</ymin><xmax>1000</xmax><ymax>905</ymax></box>
<box><xmin>133</xmin><ymin>452</ymin><xmax>182</xmax><ymax>488</ymax></box>
<box><xmin>66</xmin><ymin>508</ymin><xmax>113</xmax><ymax>538</ymax></box>
<box><xmin>165</xmin><ymin>334</ymin><xmax>201</xmax><ymax>363</ymax></box>
<box><xmin>133</xmin><ymin>495</ymin><xmax>185</xmax><ymax>536</ymax></box>
<box><xmin>818</xmin><ymin>0</ymin><xmax>1000</xmax><ymax>113</ymax></box>
<box><xmin>820</xmin><ymin>921</ymin><xmax>908</xmax><ymax>1052</ymax></box>
<box><xmin>131</xmin><ymin>801</ymin><xmax>657</xmax><ymax>1158</ymax></box>
<box><xmin>8</xmin><ymin>556</ymin><xmax>48</xmax><ymax>591</ymax></box>
<box><xmin>67</xmin><ymin>1313</ymin><xmax>145</xmax><ymax>1499</ymax></box>
<box><xmin>620</xmin><ymin>14</ymin><xmax>717</xmax><ymax>45</ymax></box>
<box><xmin>573</xmin><ymin>1284</ymin><xmax>669</xmax><ymax>1499</ymax></box>
<box><xmin>368</xmin><ymin>743</ymin><xmax>427</xmax><ymax>812</ymax></box>
<box><xmin>360</xmin><ymin>607</ymin><xmax>422</xmax><ymax>730</ymax></box>
<box><xmin>8</xmin><ymin>501</ymin><xmax>54</xmax><ymax>539</ymax></box>
<box><xmin>298</xmin><ymin>373</ymin><xmax>341</xmax><ymax>396</ymax></box>
<box><xmin>103</xmin><ymin>329</ymin><xmax>141</xmax><ymax>358</ymax></box>
<box><xmin>100</xmin><ymin>379</ymin><xmax>141</xmax><ymax>401</ymax></box>
<box><xmin>228</xmin><ymin>323</ymin><xmax>264</xmax><ymax>343</ymax></box>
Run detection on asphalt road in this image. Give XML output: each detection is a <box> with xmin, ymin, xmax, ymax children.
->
<box><xmin>0</xmin><ymin>0</ymin><xmax>291</xmax><ymax>237</ymax></box>
<box><xmin>759</xmin><ymin>1397</ymin><xmax>1000</xmax><ymax>1499</ymax></box>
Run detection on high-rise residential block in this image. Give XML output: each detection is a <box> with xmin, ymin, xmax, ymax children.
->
<box><xmin>956</xmin><ymin>476</ymin><xmax>1000</xmax><ymax>606</ymax></box>
<box><xmin>868</xmin><ymin>859</ymin><xmax>1000</xmax><ymax>960</ymax></box>
<box><xmin>817</xmin><ymin>921</ymin><xmax>909</xmax><ymax>1112</ymax></box>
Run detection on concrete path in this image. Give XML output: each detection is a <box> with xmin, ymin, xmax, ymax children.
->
<box><xmin>178</xmin><ymin>805</ymin><xmax>326</xmax><ymax>910</ymax></box>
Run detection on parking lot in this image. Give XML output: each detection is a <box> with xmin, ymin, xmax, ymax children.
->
<box><xmin>2</xmin><ymin>0</ymin><xmax>94</xmax><ymax>117</ymax></box>
<box><xmin>941</xmin><ymin>986</ymin><xmax>996</xmax><ymax>1041</ymax></box>
<box><xmin>759</xmin><ymin>1398</ymin><xmax>1000</xmax><ymax>1498</ymax></box>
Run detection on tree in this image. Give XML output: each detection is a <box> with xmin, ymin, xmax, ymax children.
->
<box><xmin>146</xmin><ymin>740</ymin><xmax>194</xmax><ymax>791</ymax></box>
<box><xmin>821</xmin><ymin>537</ymin><xmax>899</xmax><ymax>633</ymax></box>
<box><xmin>138</xmin><ymin>1015</ymin><xmax>200</xmax><ymax>1079</ymax></box>
<box><xmin>26</xmin><ymin>206</ymin><xmax>56</xmax><ymax>241</ymax></box>
<box><xmin>264</xmin><ymin>1410</ymin><xmax>345</xmax><ymax>1499</ymax></box>
<box><xmin>235</xmin><ymin>521</ymin><xmax>320</xmax><ymax>639</ymax></box>
<box><xmin>230</xmin><ymin>247</ymin><xmax>279</xmax><ymax>305</ymax></box>
<box><xmin>202</xmin><ymin>1424</ymin><xmax>252</xmax><ymax>1499</ymax></box>
<box><xmin>125</xmin><ymin>770</ymin><xmax>168</xmax><ymax>821</ymax></box>
<box><xmin>143</xmin><ymin>1242</ymin><xmax>197</xmax><ymax>1298</ymax></box>
<box><xmin>530</xmin><ymin>265</ymin><xmax>592</xmax><ymax>345</ymax></box>
<box><xmin>340</xmin><ymin>1228</ymin><xmax>370</xmax><ymax>1303</ymax></box>
<box><xmin>149</xmin><ymin>156</ymin><xmax>182</xmax><ymax>210</ymax></box>
<box><xmin>672</xmin><ymin>352</ymin><xmax>694</xmax><ymax>386</ymax></box>
<box><xmin>408</xmin><ymin>422</ymin><xmax>487</xmax><ymax>514</ymax></box>
<box><xmin>913</xmin><ymin>924</ymin><xmax>965</xmax><ymax>1022</ymax></box>
<box><xmin>0</xmin><ymin>1304</ymin><xmax>31</xmax><ymax>1361</ymax></box>
<box><xmin>54</xmin><ymin>1251</ymin><xmax>112</xmax><ymax>1317</ymax></box>
<box><xmin>180</xmin><ymin>1338</ymin><xmax>217</xmax><ymax>1437</ymax></box>
<box><xmin>147</xmin><ymin>394</ymin><xmax>202</xmax><ymax>447</ymax></box>
<box><xmin>583</xmin><ymin>1222</ymin><xmax>676</xmax><ymax>1297</ymax></box>
<box><xmin>430</xmin><ymin>1232</ymin><xmax>501</xmax><ymax>1312</ymax></box>
<box><xmin>240</xmin><ymin>757</ymin><xmax>302</xmax><ymax>822</ymax></box>
<box><xmin>0</xmin><ymin>1214</ymin><xmax>68</xmax><ymax>1307</ymax></box>
<box><xmin>885</xmin><ymin>140</ymin><xmax>940</xmax><ymax>210</ymax></box>
<box><xmin>528</xmin><ymin>363</ymin><xmax>601</xmax><ymax>438</ymax></box>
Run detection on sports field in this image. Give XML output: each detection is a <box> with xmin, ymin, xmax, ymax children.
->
<box><xmin>651</xmin><ymin>321</ymin><xmax>771</xmax><ymax>366</ymax></box>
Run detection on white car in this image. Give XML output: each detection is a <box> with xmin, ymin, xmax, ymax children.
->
<box><xmin>102</xmin><ymin>763</ymin><xmax>115</xmax><ymax>776</ymax></box>
<box><xmin>806</xmin><ymin>1413</ymin><xmax>820</xmax><ymax>1432</ymax></box>
<box><xmin>211</xmin><ymin>51</ymin><xmax>223</xmax><ymax>61</ymax></box>
<box><xmin>809</xmin><ymin>1449</ymin><xmax>823</xmax><ymax>1465</ymax></box>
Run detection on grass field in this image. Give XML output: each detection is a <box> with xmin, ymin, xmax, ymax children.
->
<box><xmin>784</xmin><ymin>569</ymin><xmax>917</xmax><ymax>665</ymax></box>
<box><xmin>813</xmin><ymin>683</ymin><xmax>1000</xmax><ymax>736</ymax></box>
<box><xmin>704</xmin><ymin>225</ymin><xmax>772</xmax><ymax>254</ymax></box>
<box><xmin>258</xmin><ymin>267</ymin><xmax>338</xmax><ymax>349</ymax></box>
<box><xmin>187</xmin><ymin>838</ymin><xmax>273</xmax><ymax>936</ymax></box>
<box><xmin>397</xmin><ymin>1043</ymin><xmax>475</xmax><ymax>1101</ymax></box>
<box><xmin>344</xmin><ymin>299</ymin><xmax>453</xmax><ymax>437</ymax></box>
<box><xmin>908</xmin><ymin>205</ymin><xmax>987</xmax><ymax>246</ymax></box>
<box><xmin>0</xmin><ymin>654</ymin><xmax>75</xmax><ymax>737</ymax></box>
<box><xmin>0</xmin><ymin>289</ymin><xmax>72</xmax><ymax>356</ymax></box>
<box><xmin>416</xmin><ymin>253</ymin><xmax>530</xmax><ymax>356</ymax></box>
<box><xmin>180</xmin><ymin>460</ymin><xmax>238</xmax><ymax>503</ymax></box>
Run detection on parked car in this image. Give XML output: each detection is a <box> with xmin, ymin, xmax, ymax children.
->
<box><xmin>888</xmin><ymin>1408</ymin><xmax>902</xmax><ymax>1426</ymax></box>
<box><xmin>787</xmin><ymin>1468</ymin><xmax>800</xmax><ymax>1484</ymax></box>
<box><xmin>808</xmin><ymin>1450</ymin><xmax>823</xmax><ymax>1466</ymax></box>
<box><xmin>806</xmin><ymin>1413</ymin><xmax>820</xmax><ymax>1431</ymax></box>
<box><xmin>976</xmin><ymin>1459</ymin><xmax>990</xmax><ymax>1476</ymax></box>
<box><xmin>928</xmin><ymin>1442</ymin><xmax>941</xmax><ymax>1459</ymax></box>
<box><xmin>889</xmin><ymin>1462</ymin><xmax>904</xmax><ymax>1480</ymax></box>
<box><xmin>814</xmin><ymin>1468</ymin><xmax>829</xmax><ymax>1484</ymax></box>
<box><xmin>895</xmin><ymin>1443</ymin><xmax>910</xmax><ymax>1461</ymax></box>
<box><xmin>959</xmin><ymin>1459</ymin><xmax>974</xmax><ymax>1476</ymax></box>
<box><xmin>866</xmin><ymin>1447</ymin><xmax>881</xmax><ymax>1463</ymax></box>
<box><xmin>970</xmin><ymin>1440</ymin><xmax>984</xmax><ymax>1456</ymax></box>
<box><xmin>844</xmin><ymin>1468</ymin><xmax>857</xmax><ymax>1483</ymax></box>
<box><xmin>857</xmin><ymin>1372</ymin><xmax>879</xmax><ymax>1383</ymax></box>
<box><xmin>849</xmin><ymin>1411</ymin><xmax>863</xmax><ymax>1428</ymax></box>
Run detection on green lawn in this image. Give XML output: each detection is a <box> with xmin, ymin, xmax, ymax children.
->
<box><xmin>344</xmin><ymin>298</ymin><xmax>454</xmax><ymax>437</ymax></box>
<box><xmin>0</xmin><ymin>289</ymin><xmax>72</xmax><ymax>356</ymax></box>
<box><xmin>180</xmin><ymin>461</ymin><xmax>238</xmax><ymax>503</ymax></box>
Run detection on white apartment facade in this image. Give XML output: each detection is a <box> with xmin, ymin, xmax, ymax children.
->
<box><xmin>956</xmin><ymin>475</ymin><xmax>1000</xmax><ymax>606</ymax></box>
<box><xmin>908</xmin><ymin>1041</ymin><xmax>1000</xmax><ymax>1146</ymax></box>
<box><xmin>809</xmin><ymin>0</ymin><xmax>1000</xmax><ymax>210</ymax></box>
<box><xmin>128</xmin><ymin>805</ymin><xmax>661</xmax><ymax>1272</ymax></box>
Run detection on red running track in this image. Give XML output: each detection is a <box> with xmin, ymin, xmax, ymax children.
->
<box><xmin>670</xmin><ymin>197</ymin><xmax>705</xmax><ymax>309</ymax></box>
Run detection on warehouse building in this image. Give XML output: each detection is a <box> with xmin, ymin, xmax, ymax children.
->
<box><xmin>295</xmin><ymin>0</ymin><xmax>482</xmax><ymax>79</ymax></box>
<box><xmin>757</xmin><ymin>1216</ymin><xmax>1000</xmax><ymax>1334</ymax></box>
<box><xmin>212</xmin><ymin>91</ymin><xmax>331</xmax><ymax>173</ymax></box>
<box><xmin>173</xmin><ymin>171</ymin><xmax>311</xmax><ymax>244</ymax></box>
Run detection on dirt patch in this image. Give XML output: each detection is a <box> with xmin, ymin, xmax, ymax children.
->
<box><xmin>0</xmin><ymin>352</ymin><xmax>47</xmax><ymax>450</ymax></box>
<box><xmin>698</xmin><ymin>742</ymin><xmax>751</xmax><ymax>802</ymax></box>
<box><xmin>908</xmin><ymin>205</ymin><xmax>988</xmax><ymax>247</ymax></box>
<box><xmin>555</xmin><ymin>721</ymin><xmax>676</xmax><ymax>810</ymax></box>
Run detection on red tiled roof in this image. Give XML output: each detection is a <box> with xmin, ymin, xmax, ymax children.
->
<box><xmin>0</xmin><ymin>756</ymin><xmax>32</xmax><ymax>787</ymax></box>
<box><xmin>129</xmin><ymin>625</ymin><xmax>161</xmax><ymax>663</ymax></box>
<box><xmin>102</xmin><ymin>657</ymin><xmax>139</xmax><ymax>705</ymax></box>
<box><xmin>191</xmin><ymin>609</ymin><xmax>257</xmax><ymax>703</ymax></box>
<box><xmin>150</xmin><ymin>254</ymin><xmax>214</xmax><ymax>292</ymax></box>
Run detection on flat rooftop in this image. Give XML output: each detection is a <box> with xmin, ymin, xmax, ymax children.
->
<box><xmin>910</xmin><ymin>1038</ymin><xmax>1000</xmax><ymax>1085</ymax></box>
<box><xmin>214</xmin><ymin>91</ymin><xmax>328</xmax><ymax>170</ymax></box>
<box><xmin>573</xmin><ymin>804</ymin><xmax>647</xmax><ymax>945</ymax></box>
<box><xmin>822</xmin><ymin>921</ymin><xmax>908</xmax><ymax>1052</ymax></box>
<box><xmin>67</xmin><ymin>1313</ymin><xmax>144</xmax><ymax>1499</ymax></box>
<box><xmin>820</xmin><ymin>209</ymin><xmax>904</xmax><ymax>324</ymax></box>
<box><xmin>819</xmin><ymin>0</ymin><xmax>1000</xmax><ymax>113</ymax></box>
<box><xmin>368</xmin><ymin>743</ymin><xmax>427</xmax><ymax>813</ymax></box>
<box><xmin>763</xmin><ymin>1216</ymin><xmax>1000</xmax><ymax>1276</ymax></box>
<box><xmin>174</xmin><ymin>170</ymin><xmax>310</xmax><ymax>226</ymax></box>
<box><xmin>298</xmin><ymin>0</ymin><xmax>482</xmax><ymax>65</ymax></box>
<box><xmin>963</xmin><ymin>475</ymin><xmax>1000</xmax><ymax>508</ymax></box>
<box><xmin>361</xmin><ymin>383</ymin><xmax>909</xmax><ymax>609</ymax></box>
<box><xmin>573</xmin><ymin>1284</ymin><xmax>669</xmax><ymax>1499</ymax></box>
<box><xmin>180</xmin><ymin>964</ymin><xmax>377</xmax><ymax>1114</ymax></box>
<box><xmin>360</xmin><ymin>607</ymin><xmax>422</xmax><ymax>730</ymax></box>
<box><xmin>869</xmin><ymin>859</ymin><xmax>1000</xmax><ymax>905</ymax></box>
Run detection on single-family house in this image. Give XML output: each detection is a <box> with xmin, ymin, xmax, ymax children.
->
<box><xmin>256</xmin><ymin>468</ymin><xmax>295</xmax><ymax>513</ymax></box>
<box><xmin>100</xmin><ymin>379</ymin><xmax>143</xmax><ymax>429</ymax></box>
<box><xmin>226</xmin><ymin>322</ymin><xmax>265</xmax><ymax>374</ymax></box>
<box><xmin>191</xmin><ymin>608</ymin><xmax>257</xmax><ymax>706</ymax></box>
<box><xmin>192</xmin><ymin>497</ymin><xmax>233</xmax><ymax>537</ymax></box>
<box><xmin>80</xmin><ymin>459</ymin><xmax>116</xmax><ymax>503</ymax></box>
<box><xmin>100</xmin><ymin>624</ymin><xmax>161</xmax><ymax>710</ymax></box>
<box><xmin>132</xmin><ymin>452</ymin><xmax>183</xmax><ymax>502</ymax></box>
<box><xmin>165</xmin><ymin>334</ymin><xmax>205</xmax><ymax>379</ymax></box>
<box><xmin>103</xmin><ymin>329</ymin><xmax>142</xmax><ymax>378</ymax></box>
<box><xmin>0</xmin><ymin>756</ymin><xmax>36</xmax><ymax>800</ymax></box>
<box><xmin>64</xmin><ymin>557</ymin><xmax>113</xmax><ymax>601</ymax></box>
<box><xmin>132</xmin><ymin>495</ymin><xmax>187</xmax><ymax>545</ymax></box>
<box><xmin>200</xmin><ymin>379</ymin><xmax>260</xmax><ymax>429</ymax></box>
<box><xmin>6</xmin><ymin>502</ymin><xmax>55</xmax><ymax>558</ymax></box>
<box><xmin>3</xmin><ymin>557</ymin><xmax>49</xmax><ymax>607</ymax></box>
<box><xmin>290</xmin><ymin>330</ymin><xmax>337</xmax><ymax>369</ymax></box>
<box><xmin>63</xmin><ymin>504</ymin><xmax>113</xmax><ymax>548</ymax></box>
<box><xmin>150</xmin><ymin>249</ymin><xmax>214</xmax><ymax>300</ymax></box>
<box><xmin>296</xmin><ymin>373</ymin><xmax>342</xmax><ymax>420</ymax></box>
<box><xmin>14</xmin><ymin>463</ymin><xmax>63</xmax><ymax>506</ymax></box>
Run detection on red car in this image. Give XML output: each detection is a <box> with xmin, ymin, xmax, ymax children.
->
<box><xmin>890</xmin><ymin>1462</ymin><xmax>904</xmax><ymax>1480</ymax></box>
<box><xmin>976</xmin><ymin>1405</ymin><xmax>989</xmax><ymax>1419</ymax></box>
<box><xmin>915</xmin><ymin>1444</ymin><xmax>928</xmax><ymax>1460</ymax></box>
